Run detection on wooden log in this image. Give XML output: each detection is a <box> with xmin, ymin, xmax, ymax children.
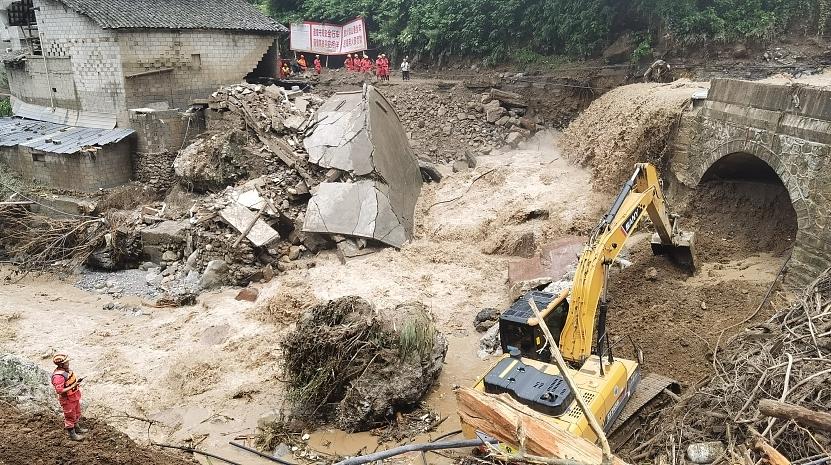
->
<box><xmin>752</xmin><ymin>436</ymin><xmax>790</xmax><ymax>465</ymax></box>
<box><xmin>489</xmin><ymin>88</ymin><xmax>528</xmax><ymax>107</ymax></box>
<box><xmin>758</xmin><ymin>399</ymin><xmax>831</xmax><ymax>433</ymax></box>
<box><xmin>455</xmin><ymin>386</ymin><xmax>630</xmax><ymax>465</ymax></box>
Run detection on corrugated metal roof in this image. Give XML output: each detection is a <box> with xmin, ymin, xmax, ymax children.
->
<box><xmin>12</xmin><ymin>97</ymin><xmax>118</xmax><ymax>129</ymax></box>
<box><xmin>0</xmin><ymin>117</ymin><xmax>134</xmax><ymax>154</ymax></box>
<box><xmin>0</xmin><ymin>118</ymin><xmax>68</xmax><ymax>147</ymax></box>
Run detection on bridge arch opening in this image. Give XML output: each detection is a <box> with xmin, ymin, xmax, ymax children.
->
<box><xmin>691</xmin><ymin>152</ymin><xmax>797</xmax><ymax>261</ymax></box>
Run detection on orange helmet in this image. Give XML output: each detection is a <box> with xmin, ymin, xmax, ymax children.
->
<box><xmin>53</xmin><ymin>353</ymin><xmax>71</xmax><ymax>365</ymax></box>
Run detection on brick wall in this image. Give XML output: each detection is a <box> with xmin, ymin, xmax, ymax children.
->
<box><xmin>118</xmin><ymin>31</ymin><xmax>276</xmax><ymax>112</ymax></box>
<box><xmin>3</xmin><ymin>142</ymin><xmax>133</xmax><ymax>192</ymax></box>
<box><xmin>129</xmin><ymin>108</ymin><xmax>206</xmax><ymax>190</ymax></box>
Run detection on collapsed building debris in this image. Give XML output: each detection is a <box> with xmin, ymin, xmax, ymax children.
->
<box><xmin>303</xmin><ymin>86</ymin><xmax>423</xmax><ymax>248</ymax></box>
<box><xmin>279</xmin><ymin>296</ymin><xmax>447</xmax><ymax>432</ymax></box>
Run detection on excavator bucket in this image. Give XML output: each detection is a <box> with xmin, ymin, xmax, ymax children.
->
<box><xmin>650</xmin><ymin>230</ymin><xmax>696</xmax><ymax>272</ymax></box>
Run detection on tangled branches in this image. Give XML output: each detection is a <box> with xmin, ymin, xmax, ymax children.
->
<box><xmin>636</xmin><ymin>268</ymin><xmax>831</xmax><ymax>463</ymax></box>
<box><xmin>0</xmin><ymin>205</ymin><xmax>125</xmax><ymax>272</ymax></box>
<box><xmin>280</xmin><ymin>297</ymin><xmax>447</xmax><ymax>432</ymax></box>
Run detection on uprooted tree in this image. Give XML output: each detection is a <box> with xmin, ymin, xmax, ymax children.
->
<box><xmin>278</xmin><ymin>296</ymin><xmax>447</xmax><ymax>433</ymax></box>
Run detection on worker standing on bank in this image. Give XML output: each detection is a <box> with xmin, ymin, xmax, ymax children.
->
<box><xmin>400</xmin><ymin>56</ymin><xmax>411</xmax><ymax>81</ymax></box>
<box><xmin>51</xmin><ymin>354</ymin><xmax>87</xmax><ymax>441</ymax></box>
<box><xmin>314</xmin><ymin>55</ymin><xmax>322</xmax><ymax>75</ymax></box>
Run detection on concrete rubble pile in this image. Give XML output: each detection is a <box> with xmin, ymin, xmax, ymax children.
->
<box><xmin>389</xmin><ymin>84</ymin><xmax>545</xmax><ymax>164</ymax></box>
<box><xmin>128</xmin><ymin>84</ymin><xmax>423</xmax><ymax>292</ymax></box>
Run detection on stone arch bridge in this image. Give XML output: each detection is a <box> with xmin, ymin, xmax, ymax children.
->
<box><xmin>670</xmin><ymin>78</ymin><xmax>831</xmax><ymax>286</ymax></box>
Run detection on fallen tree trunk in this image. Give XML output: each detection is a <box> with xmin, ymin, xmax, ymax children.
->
<box><xmin>759</xmin><ymin>399</ymin><xmax>831</xmax><ymax>433</ymax></box>
<box><xmin>455</xmin><ymin>386</ymin><xmax>630</xmax><ymax>465</ymax></box>
<box><xmin>489</xmin><ymin>88</ymin><xmax>528</xmax><ymax>107</ymax></box>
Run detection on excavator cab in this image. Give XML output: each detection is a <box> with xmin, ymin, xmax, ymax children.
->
<box><xmin>499</xmin><ymin>289</ymin><xmax>569</xmax><ymax>361</ymax></box>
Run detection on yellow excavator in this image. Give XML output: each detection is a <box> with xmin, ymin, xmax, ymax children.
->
<box><xmin>462</xmin><ymin>163</ymin><xmax>694</xmax><ymax>443</ymax></box>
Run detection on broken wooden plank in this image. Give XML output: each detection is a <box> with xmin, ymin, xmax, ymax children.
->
<box><xmin>759</xmin><ymin>399</ymin><xmax>831</xmax><ymax>433</ymax></box>
<box><xmin>752</xmin><ymin>436</ymin><xmax>790</xmax><ymax>465</ymax></box>
<box><xmin>219</xmin><ymin>202</ymin><xmax>279</xmax><ymax>247</ymax></box>
<box><xmin>455</xmin><ymin>386</ymin><xmax>630</xmax><ymax>465</ymax></box>
<box><xmin>233</xmin><ymin>202</ymin><xmax>268</xmax><ymax>249</ymax></box>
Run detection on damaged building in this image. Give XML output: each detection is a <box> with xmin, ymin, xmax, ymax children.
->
<box><xmin>0</xmin><ymin>0</ymin><xmax>286</xmax><ymax>191</ymax></box>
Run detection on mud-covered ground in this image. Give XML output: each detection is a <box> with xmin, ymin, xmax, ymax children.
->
<box><xmin>608</xmin><ymin>178</ymin><xmax>797</xmax><ymax>385</ymax></box>
<box><xmin>0</xmin><ymin>402</ymin><xmax>194</xmax><ymax>465</ymax></box>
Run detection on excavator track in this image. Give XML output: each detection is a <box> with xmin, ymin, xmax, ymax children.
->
<box><xmin>610</xmin><ymin>372</ymin><xmax>680</xmax><ymax>433</ymax></box>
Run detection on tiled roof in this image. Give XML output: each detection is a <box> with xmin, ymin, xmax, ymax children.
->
<box><xmin>55</xmin><ymin>0</ymin><xmax>287</xmax><ymax>33</ymax></box>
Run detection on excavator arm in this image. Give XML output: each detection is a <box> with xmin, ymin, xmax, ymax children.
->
<box><xmin>559</xmin><ymin>163</ymin><xmax>695</xmax><ymax>364</ymax></box>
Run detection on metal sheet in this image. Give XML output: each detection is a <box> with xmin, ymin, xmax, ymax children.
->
<box><xmin>12</xmin><ymin>97</ymin><xmax>117</xmax><ymax>129</ymax></box>
<box><xmin>0</xmin><ymin>117</ymin><xmax>134</xmax><ymax>154</ymax></box>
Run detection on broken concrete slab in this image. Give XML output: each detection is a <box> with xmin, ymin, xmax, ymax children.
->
<box><xmin>304</xmin><ymin>181</ymin><xmax>409</xmax><ymax>248</ymax></box>
<box><xmin>283</xmin><ymin>115</ymin><xmax>306</xmax><ymax>131</ymax></box>
<box><xmin>219</xmin><ymin>202</ymin><xmax>280</xmax><ymax>247</ymax></box>
<box><xmin>302</xmin><ymin>86</ymin><xmax>422</xmax><ymax>248</ymax></box>
<box><xmin>141</xmin><ymin>220</ymin><xmax>190</xmax><ymax>245</ymax></box>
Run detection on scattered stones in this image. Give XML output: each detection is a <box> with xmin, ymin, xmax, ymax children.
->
<box><xmin>235</xmin><ymin>287</ymin><xmax>259</xmax><ymax>302</ymax></box>
<box><xmin>474</xmin><ymin>308</ymin><xmax>500</xmax><ymax>332</ymax></box>
<box><xmin>199</xmin><ymin>260</ymin><xmax>229</xmax><ymax>290</ymax></box>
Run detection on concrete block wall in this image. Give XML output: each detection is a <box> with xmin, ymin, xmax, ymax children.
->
<box><xmin>33</xmin><ymin>0</ymin><xmax>126</xmax><ymax>116</ymax></box>
<box><xmin>118</xmin><ymin>31</ymin><xmax>275</xmax><ymax>111</ymax></box>
<box><xmin>129</xmin><ymin>108</ymin><xmax>206</xmax><ymax>189</ymax></box>
<box><xmin>7</xmin><ymin>57</ymin><xmax>78</xmax><ymax>109</ymax></box>
<box><xmin>3</xmin><ymin>142</ymin><xmax>132</xmax><ymax>192</ymax></box>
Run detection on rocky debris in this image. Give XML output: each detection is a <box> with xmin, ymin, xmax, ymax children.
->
<box><xmin>199</xmin><ymin>259</ymin><xmax>229</xmax><ymax>290</ymax></box>
<box><xmin>0</xmin><ymin>354</ymin><xmax>56</xmax><ymax>413</ymax></box>
<box><xmin>235</xmin><ymin>287</ymin><xmax>259</xmax><ymax>302</ymax></box>
<box><xmin>474</xmin><ymin>308</ymin><xmax>500</xmax><ymax>332</ymax></box>
<box><xmin>176</xmin><ymin>83</ymin><xmax>326</xmax><ymax>194</ymax></box>
<box><xmin>281</xmin><ymin>297</ymin><xmax>447</xmax><ymax>432</ymax></box>
<box><xmin>385</xmin><ymin>83</ymin><xmax>543</xmax><ymax>163</ymax></box>
<box><xmin>478</xmin><ymin>323</ymin><xmax>502</xmax><ymax>358</ymax></box>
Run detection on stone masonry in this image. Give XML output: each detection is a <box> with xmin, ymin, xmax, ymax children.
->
<box><xmin>670</xmin><ymin>78</ymin><xmax>831</xmax><ymax>286</ymax></box>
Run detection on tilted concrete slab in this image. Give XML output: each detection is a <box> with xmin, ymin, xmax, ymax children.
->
<box><xmin>304</xmin><ymin>181</ymin><xmax>408</xmax><ymax>248</ymax></box>
<box><xmin>302</xmin><ymin>86</ymin><xmax>422</xmax><ymax>247</ymax></box>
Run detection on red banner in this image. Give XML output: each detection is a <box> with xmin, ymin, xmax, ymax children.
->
<box><xmin>289</xmin><ymin>17</ymin><xmax>367</xmax><ymax>55</ymax></box>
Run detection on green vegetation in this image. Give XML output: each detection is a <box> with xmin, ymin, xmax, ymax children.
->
<box><xmin>0</xmin><ymin>99</ymin><xmax>11</xmax><ymax>117</ymax></box>
<box><xmin>252</xmin><ymin>0</ymin><xmax>825</xmax><ymax>61</ymax></box>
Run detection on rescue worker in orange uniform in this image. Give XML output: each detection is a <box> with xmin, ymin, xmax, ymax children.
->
<box><xmin>345</xmin><ymin>54</ymin><xmax>354</xmax><ymax>71</ymax></box>
<box><xmin>281</xmin><ymin>61</ymin><xmax>292</xmax><ymax>78</ymax></box>
<box><xmin>361</xmin><ymin>54</ymin><xmax>372</xmax><ymax>74</ymax></box>
<box><xmin>297</xmin><ymin>54</ymin><xmax>308</xmax><ymax>73</ymax></box>
<box><xmin>314</xmin><ymin>55</ymin><xmax>322</xmax><ymax>75</ymax></box>
<box><xmin>51</xmin><ymin>353</ymin><xmax>87</xmax><ymax>441</ymax></box>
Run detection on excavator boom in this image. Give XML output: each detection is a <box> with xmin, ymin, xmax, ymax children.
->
<box><xmin>559</xmin><ymin>163</ymin><xmax>695</xmax><ymax>364</ymax></box>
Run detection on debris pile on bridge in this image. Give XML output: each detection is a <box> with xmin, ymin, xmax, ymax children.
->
<box><xmin>630</xmin><ymin>267</ymin><xmax>831</xmax><ymax>463</ymax></box>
